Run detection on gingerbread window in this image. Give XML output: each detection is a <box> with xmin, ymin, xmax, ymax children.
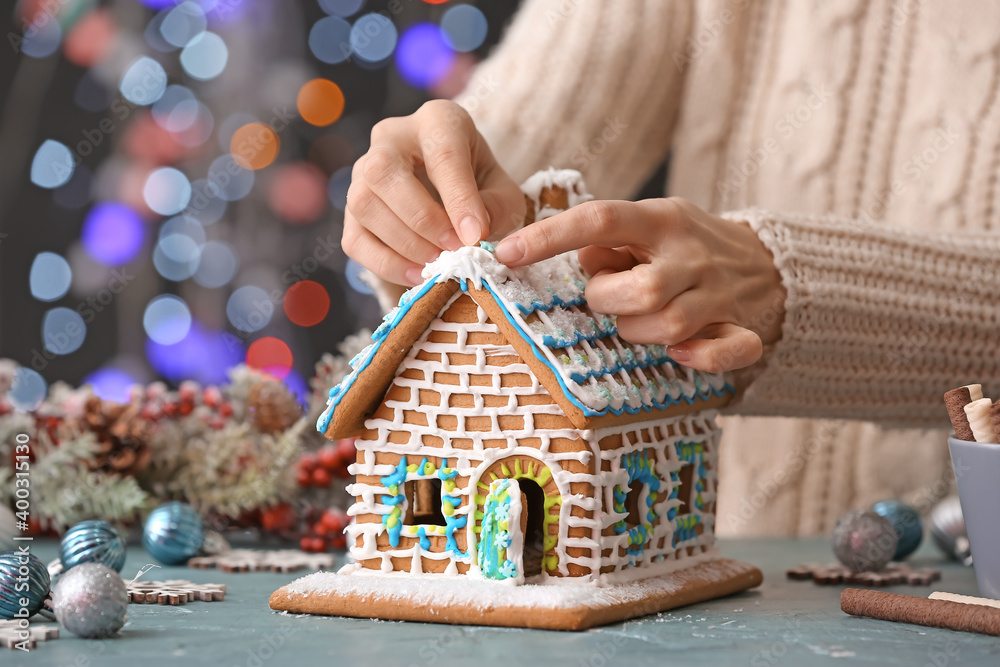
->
<box><xmin>404</xmin><ymin>478</ymin><xmax>446</xmax><ymax>526</ymax></box>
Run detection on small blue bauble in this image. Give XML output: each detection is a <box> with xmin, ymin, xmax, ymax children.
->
<box><xmin>60</xmin><ymin>520</ymin><xmax>127</xmax><ymax>573</ymax></box>
<box><xmin>872</xmin><ymin>499</ymin><xmax>924</xmax><ymax>560</ymax></box>
<box><xmin>143</xmin><ymin>502</ymin><xmax>203</xmax><ymax>565</ymax></box>
<box><xmin>0</xmin><ymin>550</ymin><xmax>50</xmax><ymax>619</ymax></box>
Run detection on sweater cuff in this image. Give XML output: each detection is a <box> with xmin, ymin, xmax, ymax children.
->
<box><xmin>719</xmin><ymin>208</ymin><xmax>1000</xmax><ymax>426</ymax></box>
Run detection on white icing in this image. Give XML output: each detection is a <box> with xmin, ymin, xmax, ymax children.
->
<box><xmin>421</xmin><ymin>244</ymin><xmax>514</xmax><ymax>285</ymax></box>
<box><xmin>519</xmin><ymin>168</ymin><xmax>594</xmax><ymax>217</ymax></box>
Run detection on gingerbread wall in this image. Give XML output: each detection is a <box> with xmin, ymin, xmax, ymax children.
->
<box><xmin>345</xmin><ymin>293</ymin><xmax>603</xmax><ymax>578</ymax></box>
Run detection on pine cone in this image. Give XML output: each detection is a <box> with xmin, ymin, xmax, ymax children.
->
<box><xmin>247</xmin><ymin>379</ymin><xmax>301</xmax><ymax>434</ymax></box>
<box><xmin>78</xmin><ymin>395</ymin><xmax>153</xmax><ymax>474</ymax></box>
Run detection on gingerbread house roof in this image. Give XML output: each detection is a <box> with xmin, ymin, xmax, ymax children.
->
<box><xmin>319</xmin><ymin>244</ymin><xmax>734</xmax><ymax>439</ymax></box>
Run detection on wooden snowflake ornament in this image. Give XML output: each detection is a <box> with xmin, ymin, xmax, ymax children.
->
<box><xmin>127</xmin><ymin>580</ymin><xmax>226</xmax><ymax>605</ymax></box>
<box><xmin>188</xmin><ymin>549</ymin><xmax>335</xmax><ymax>573</ymax></box>
<box><xmin>0</xmin><ymin>620</ymin><xmax>59</xmax><ymax>650</ymax></box>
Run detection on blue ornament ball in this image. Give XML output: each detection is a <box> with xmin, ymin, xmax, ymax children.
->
<box><xmin>143</xmin><ymin>502</ymin><xmax>204</xmax><ymax>565</ymax></box>
<box><xmin>60</xmin><ymin>520</ymin><xmax>127</xmax><ymax>573</ymax></box>
<box><xmin>872</xmin><ymin>499</ymin><xmax>924</xmax><ymax>560</ymax></box>
<box><xmin>0</xmin><ymin>550</ymin><xmax>50</xmax><ymax>619</ymax></box>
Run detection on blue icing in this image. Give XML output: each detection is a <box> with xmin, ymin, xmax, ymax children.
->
<box><xmin>512</xmin><ymin>294</ymin><xmax>587</xmax><ymax>317</ymax></box>
<box><xmin>379</xmin><ymin>457</ymin><xmax>408</xmax><ymax>548</ymax></box>
<box><xmin>416</xmin><ymin>527</ymin><xmax>431</xmax><ymax>550</ymax></box>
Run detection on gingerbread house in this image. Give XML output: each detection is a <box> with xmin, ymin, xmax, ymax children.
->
<box><xmin>270</xmin><ymin>170</ymin><xmax>762</xmax><ymax>629</ymax></box>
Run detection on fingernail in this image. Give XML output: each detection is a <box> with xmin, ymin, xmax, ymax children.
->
<box><xmin>667</xmin><ymin>346</ymin><xmax>691</xmax><ymax>362</ymax></box>
<box><xmin>439</xmin><ymin>230</ymin><xmax>462</xmax><ymax>251</ymax></box>
<box><xmin>494</xmin><ymin>236</ymin><xmax>524</xmax><ymax>264</ymax></box>
<box><xmin>405</xmin><ymin>268</ymin><xmax>424</xmax><ymax>285</ymax></box>
<box><xmin>458</xmin><ymin>216</ymin><xmax>482</xmax><ymax>246</ymax></box>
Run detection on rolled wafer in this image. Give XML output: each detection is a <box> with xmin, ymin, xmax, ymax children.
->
<box><xmin>944</xmin><ymin>385</ymin><xmax>980</xmax><ymax>441</ymax></box>
<box><xmin>989</xmin><ymin>402</ymin><xmax>1000</xmax><ymax>444</ymax></box>
<box><xmin>841</xmin><ymin>588</ymin><xmax>1000</xmax><ymax>636</ymax></box>
<box><xmin>964</xmin><ymin>398</ymin><xmax>995</xmax><ymax>444</ymax></box>
<box><xmin>929</xmin><ymin>591</ymin><xmax>1000</xmax><ymax>610</ymax></box>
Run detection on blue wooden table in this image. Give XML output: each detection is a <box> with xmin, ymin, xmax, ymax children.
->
<box><xmin>9</xmin><ymin>538</ymin><xmax>998</xmax><ymax>666</ymax></box>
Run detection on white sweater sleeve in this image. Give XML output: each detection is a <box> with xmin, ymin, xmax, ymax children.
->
<box><xmin>725</xmin><ymin>208</ymin><xmax>1000</xmax><ymax>426</ymax></box>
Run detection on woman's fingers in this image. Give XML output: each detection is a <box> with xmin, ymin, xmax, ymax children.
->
<box><xmin>578</xmin><ymin>245</ymin><xmax>636</xmax><ymax>276</ymax></box>
<box><xmin>347</xmin><ymin>180</ymin><xmax>443</xmax><ymax>266</ymax></box>
<box><xmin>586</xmin><ymin>261</ymin><xmax>695</xmax><ymax>316</ymax></box>
<box><xmin>342</xmin><ymin>221</ymin><xmax>426</xmax><ymax>287</ymax></box>
<box><xmin>666</xmin><ymin>323</ymin><xmax>763</xmax><ymax>373</ymax></box>
<box><xmin>614</xmin><ymin>288</ymin><xmax>717</xmax><ymax>345</ymax></box>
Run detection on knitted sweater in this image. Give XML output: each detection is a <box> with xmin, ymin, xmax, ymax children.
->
<box><xmin>451</xmin><ymin>0</ymin><xmax>1000</xmax><ymax>535</ymax></box>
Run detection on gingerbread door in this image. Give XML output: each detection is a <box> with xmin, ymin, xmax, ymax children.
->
<box><xmin>477</xmin><ymin>478</ymin><xmax>526</xmax><ymax>583</ymax></box>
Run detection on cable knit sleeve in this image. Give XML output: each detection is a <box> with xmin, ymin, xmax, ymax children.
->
<box><xmin>723</xmin><ymin>209</ymin><xmax>1000</xmax><ymax>426</ymax></box>
<box><xmin>454</xmin><ymin>0</ymin><xmax>693</xmax><ymax>200</ymax></box>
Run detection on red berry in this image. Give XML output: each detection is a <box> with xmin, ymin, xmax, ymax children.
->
<box><xmin>309</xmin><ymin>537</ymin><xmax>327</xmax><ymax>552</ymax></box>
<box><xmin>299</xmin><ymin>536</ymin><xmax>312</xmax><ymax>551</ymax></box>
<box><xmin>178</xmin><ymin>401</ymin><xmax>194</xmax><ymax>416</ymax></box>
<box><xmin>312</xmin><ymin>467</ymin><xmax>332</xmax><ymax>487</ymax></box>
<box><xmin>318</xmin><ymin>446</ymin><xmax>341</xmax><ymax>471</ymax></box>
<box><xmin>299</xmin><ymin>453</ymin><xmax>317</xmax><ymax>472</ymax></box>
<box><xmin>202</xmin><ymin>386</ymin><xmax>222</xmax><ymax>407</ymax></box>
<box><xmin>261</xmin><ymin>503</ymin><xmax>296</xmax><ymax>532</ymax></box>
<box><xmin>218</xmin><ymin>401</ymin><xmax>233</xmax><ymax>418</ymax></box>
<box><xmin>336</xmin><ymin>438</ymin><xmax>357</xmax><ymax>461</ymax></box>
<box><xmin>178</xmin><ymin>381</ymin><xmax>199</xmax><ymax>402</ymax></box>
<box><xmin>296</xmin><ymin>469</ymin><xmax>312</xmax><ymax>486</ymax></box>
<box><xmin>331</xmin><ymin>535</ymin><xmax>346</xmax><ymax>550</ymax></box>
<box><xmin>321</xmin><ymin>509</ymin><xmax>346</xmax><ymax>533</ymax></box>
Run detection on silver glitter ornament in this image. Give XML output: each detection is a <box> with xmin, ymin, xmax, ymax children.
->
<box><xmin>52</xmin><ymin>563</ymin><xmax>127</xmax><ymax>638</ymax></box>
<box><xmin>60</xmin><ymin>520</ymin><xmax>127</xmax><ymax>573</ymax></box>
<box><xmin>832</xmin><ymin>509</ymin><xmax>899</xmax><ymax>573</ymax></box>
<box><xmin>930</xmin><ymin>496</ymin><xmax>973</xmax><ymax>566</ymax></box>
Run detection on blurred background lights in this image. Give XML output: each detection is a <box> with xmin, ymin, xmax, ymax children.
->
<box><xmin>138</xmin><ymin>0</ymin><xmax>183</xmax><ymax>9</ymax></box>
<box><xmin>230</xmin><ymin>123</ymin><xmax>280</xmax><ymax>170</ymax></box>
<box><xmin>227</xmin><ymin>285</ymin><xmax>273</xmax><ymax>333</ymax></box>
<box><xmin>441</xmin><ymin>4</ymin><xmax>488</xmax><ymax>52</ymax></box>
<box><xmin>193</xmin><ymin>241</ymin><xmax>238</xmax><ymax>288</ymax></box>
<box><xmin>180</xmin><ymin>31</ymin><xmax>229</xmax><ymax>80</ymax></box>
<box><xmin>160</xmin><ymin>1</ymin><xmax>207</xmax><ymax>48</ymax></box>
<box><xmin>207</xmin><ymin>154</ymin><xmax>255</xmax><ymax>201</ymax></box>
<box><xmin>217</xmin><ymin>112</ymin><xmax>257</xmax><ymax>151</ymax></box>
<box><xmin>54</xmin><ymin>164</ymin><xmax>93</xmax><ymax>210</ymax></box>
<box><xmin>268</xmin><ymin>163</ymin><xmax>327</xmax><ymax>224</ymax></box>
<box><xmin>63</xmin><ymin>8</ymin><xmax>117</xmax><ymax>68</ymax></box>
<box><xmin>159</xmin><ymin>215</ymin><xmax>206</xmax><ymax>249</ymax></box>
<box><xmin>30</xmin><ymin>252</ymin><xmax>73</xmax><ymax>302</ymax></box>
<box><xmin>31</xmin><ymin>140</ymin><xmax>74</xmax><ymax>189</ymax></box>
<box><xmin>319</xmin><ymin>0</ymin><xmax>365</xmax><ymax>17</ymax></box>
<box><xmin>43</xmin><ymin>307</ymin><xmax>87</xmax><ymax>355</ymax></box>
<box><xmin>120</xmin><ymin>56</ymin><xmax>168</xmax><ymax>105</ymax></box>
<box><xmin>144</xmin><ymin>167</ymin><xmax>192</xmax><ymax>216</ymax></box>
<box><xmin>284</xmin><ymin>280</ymin><xmax>330</xmax><ymax>327</ymax></box>
<box><xmin>187</xmin><ymin>178</ymin><xmax>227</xmax><ymax>223</ymax></box>
<box><xmin>8</xmin><ymin>368</ymin><xmax>48</xmax><ymax>413</ymax></box>
<box><xmin>153</xmin><ymin>238</ymin><xmax>200</xmax><ymax>281</ymax></box>
<box><xmin>350</xmin><ymin>13</ymin><xmax>397</xmax><ymax>63</ymax></box>
<box><xmin>21</xmin><ymin>17</ymin><xmax>62</xmax><ymax>59</ymax></box>
<box><xmin>172</xmin><ymin>102</ymin><xmax>215</xmax><ymax>147</ymax></box>
<box><xmin>84</xmin><ymin>367</ymin><xmax>137</xmax><ymax>403</ymax></box>
<box><xmin>81</xmin><ymin>202</ymin><xmax>145</xmax><ymax>265</ymax></box>
<box><xmin>297</xmin><ymin>79</ymin><xmax>345</xmax><ymax>127</ymax></box>
<box><xmin>308</xmin><ymin>16</ymin><xmax>352</xmax><ymax>65</ymax></box>
<box><xmin>152</xmin><ymin>85</ymin><xmax>200</xmax><ymax>132</ymax></box>
<box><xmin>327</xmin><ymin>165</ymin><xmax>351</xmax><ymax>211</ymax></box>
<box><xmin>144</xmin><ymin>294</ymin><xmax>193</xmax><ymax>345</ymax></box>
<box><xmin>146</xmin><ymin>321</ymin><xmax>243</xmax><ymax>384</ymax></box>
<box><xmin>246</xmin><ymin>336</ymin><xmax>293</xmax><ymax>379</ymax></box>
<box><xmin>345</xmin><ymin>258</ymin><xmax>374</xmax><ymax>294</ymax></box>
<box><xmin>396</xmin><ymin>23</ymin><xmax>455</xmax><ymax>89</ymax></box>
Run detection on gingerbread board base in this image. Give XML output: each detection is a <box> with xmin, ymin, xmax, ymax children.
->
<box><xmin>268</xmin><ymin>558</ymin><xmax>763</xmax><ymax>631</ymax></box>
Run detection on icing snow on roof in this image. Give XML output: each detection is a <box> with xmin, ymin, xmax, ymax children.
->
<box><xmin>318</xmin><ymin>244</ymin><xmax>731</xmax><ymax>434</ymax></box>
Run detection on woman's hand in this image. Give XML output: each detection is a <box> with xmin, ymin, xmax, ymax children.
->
<box><xmin>343</xmin><ymin>100</ymin><xmax>526</xmax><ymax>287</ymax></box>
<box><xmin>494</xmin><ymin>197</ymin><xmax>786</xmax><ymax>373</ymax></box>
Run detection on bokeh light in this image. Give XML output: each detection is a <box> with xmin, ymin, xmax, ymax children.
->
<box><xmin>84</xmin><ymin>367</ymin><xmax>137</xmax><ymax>403</ymax></box>
<box><xmin>152</xmin><ymin>85</ymin><xmax>199</xmax><ymax>132</ymax></box>
<box><xmin>30</xmin><ymin>140</ymin><xmax>74</xmax><ymax>189</ymax></box>
<box><xmin>297</xmin><ymin>79</ymin><xmax>345</xmax><ymax>127</ymax></box>
<box><xmin>146</xmin><ymin>321</ymin><xmax>244</xmax><ymax>384</ymax></box>
<box><xmin>171</xmin><ymin>102</ymin><xmax>214</xmax><ymax>147</ymax></box>
<box><xmin>207</xmin><ymin>154</ymin><xmax>255</xmax><ymax>201</ymax></box>
<box><xmin>153</xmin><ymin>237</ymin><xmax>200</xmax><ymax>281</ymax></box>
<box><xmin>180</xmin><ymin>31</ymin><xmax>228</xmax><ymax>80</ymax></box>
<box><xmin>159</xmin><ymin>215</ymin><xmax>206</xmax><ymax>250</ymax></box>
<box><xmin>320</xmin><ymin>0</ymin><xmax>365</xmax><ymax>17</ymax></box>
<box><xmin>8</xmin><ymin>367</ymin><xmax>47</xmax><ymax>412</ymax></box>
<box><xmin>396</xmin><ymin>23</ymin><xmax>455</xmax><ymax>89</ymax></box>
<box><xmin>284</xmin><ymin>280</ymin><xmax>330</xmax><ymax>327</ymax></box>
<box><xmin>63</xmin><ymin>8</ymin><xmax>117</xmax><ymax>67</ymax></box>
<box><xmin>21</xmin><ymin>17</ymin><xmax>62</xmax><ymax>59</ymax></box>
<box><xmin>144</xmin><ymin>167</ymin><xmax>192</xmax><ymax>216</ymax></box>
<box><xmin>308</xmin><ymin>16</ymin><xmax>352</xmax><ymax>64</ymax></box>
<box><xmin>350</xmin><ymin>13</ymin><xmax>398</xmax><ymax>63</ymax></box>
<box><xmin>282</xmin><ymin>368</ymin><xmax>310</xmax><ymax>407</ymax></box>
<box><xmin>144</xmin><ymin>294</ymin><xmax>193</xmax><ymax>345</ymax></box>
<box><xmin>193</xmin><ymin>241</ymin><xmax>238</xmax><ymax>288</ymax></box>
<box><xmin>43</xmin><ymin>307</ymin><xmax>87</xmax><ymax>355</ymax></box>
<box><xmin>268</xmin><ymin>163</ymin><xmax>327</xmax><ymax>224</ymax></box>
<box><xmin>217</xmin><ymin>112</ymin><xmax>257</xmax><ymax>152</ymax></box>
<box><xmin>246</xmin><ymin>336</ymin><xmax>293</xmax><ymax>379</ymax></box>
<box><xmin>82</xmin><ymin>202</ymin><xmax>145</xmax><ymax>265</ymax></box>
<box><xmin>230</xmin><ymin>122</ymin><xmax>280</xmax><ymax>170</ymax></box>
<box><xmin>345</xmin><ymin>258</ymin><xmax>374</xmax><ymax>294</ymax></box>
<box><xmin>161</xmin><ymin>1</ymin><xmax>207</xmax><ymax>48</ymax></box>
<box><xmin>441</xmin><ymin>4</ymin><xmax>488</xmax><ymax>52</ymax></box>
<box><xmin>120</xmin><ymin>56</ymin><xmax>168</xmax><ymax>106</ymax></box>
<box><xmin>30</xmin><ymin>252</ymin><xmax>73</xmax><ymax>302</ymax></box>
<box><xmin>227</xmin><ymin>285</ymin><xmax>273</xmax><ymax>333</ymax></box>
<box><xmin>327</xmin><ymin>165</ymin><xmax>351</xmax><ymax>211</ymax></box>
<box><xmin>187</xmin><ymin>178</ymin><xmax>227</xmax><ymax>224</ymax></box>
